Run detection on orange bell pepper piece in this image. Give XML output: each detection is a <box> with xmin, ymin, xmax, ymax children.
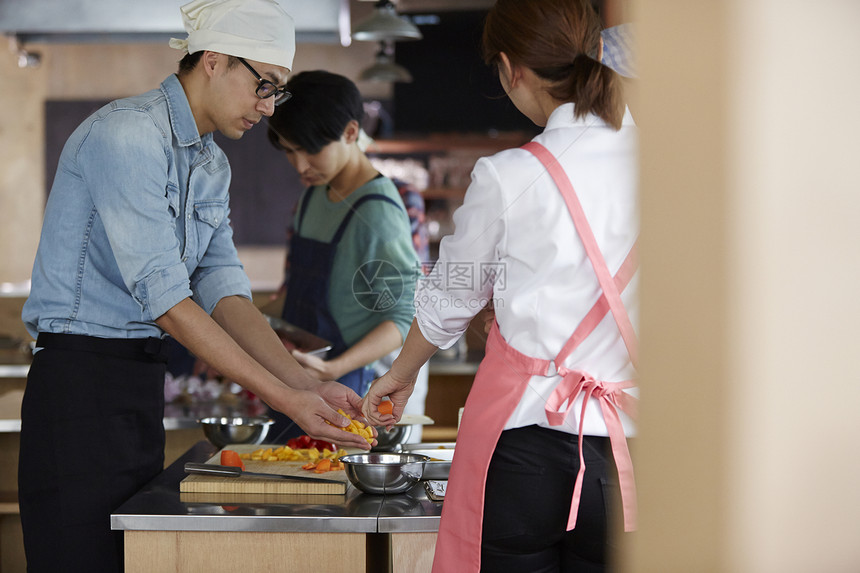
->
<box><xmin>377</xmin><ymin>400</ymin><xmax>394</xmax><ymax>416</ymax></box>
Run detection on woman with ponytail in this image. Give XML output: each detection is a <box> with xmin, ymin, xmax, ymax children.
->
<box><xmin>362</xmin><ymin>1</ymin><xmax>639</xmax><ymax>571</ymax></box>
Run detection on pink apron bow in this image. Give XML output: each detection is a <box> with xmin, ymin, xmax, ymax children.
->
<box><xmin>545</xmin><ymin>367</ymin><xmax>638</xmax><ymax>532</ymax></box>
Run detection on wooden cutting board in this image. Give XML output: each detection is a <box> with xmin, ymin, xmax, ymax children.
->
<box><xmin>395</xmin><ymin>414</ymin><xmax>434</xmax><ymax>426</ymax></box>
<box><xmin>180</xmin><ymin>444</ymin><xmax>353</xmax><ymax>495</ymax></box>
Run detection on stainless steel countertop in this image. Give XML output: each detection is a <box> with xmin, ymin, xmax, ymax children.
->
<box><xmin>110</xmin><ymin>441</ymin><xmax>443</xmax><ymax>534</ymax></box>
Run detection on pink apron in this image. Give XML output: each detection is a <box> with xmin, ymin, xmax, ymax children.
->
<box><xmin>431</xmin><ymin>142</ymin><xmax>639</xmax><ymax>573</ymax></box>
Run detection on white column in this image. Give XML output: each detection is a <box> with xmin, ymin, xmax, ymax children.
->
<box><xmin>625</xmin><ymin>1</ymin><xmax>860</xmax><ymax>571</ymax></box>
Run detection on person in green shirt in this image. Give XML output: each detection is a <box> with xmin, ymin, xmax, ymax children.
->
<box><xmin>266</xmin><ymin>70</ymin><xmax>420</xmax><ymax>439</ymax></box>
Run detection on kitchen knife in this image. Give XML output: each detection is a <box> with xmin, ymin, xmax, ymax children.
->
<box><xmin>184</xmin><ymin>462</ymin><xmax>344</xmax><ymax>485</ymax></box>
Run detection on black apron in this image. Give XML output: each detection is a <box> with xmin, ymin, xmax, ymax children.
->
<box><xmin>19</xmin><ymin>333</ymin><xmax>168</xmax><ymax>573</ymax></box>
<box><xmin>272</xmin><ymin>185</ymin><xmax>403</xmax><ymax>439</ymax></box>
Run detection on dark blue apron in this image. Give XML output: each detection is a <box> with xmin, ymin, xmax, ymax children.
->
<box><xmin>272</xmin><ymin>184</ymin><xmax>403</xmax><ymax>440</ymax></box>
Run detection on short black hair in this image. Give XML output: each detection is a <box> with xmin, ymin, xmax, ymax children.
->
<box><xmin>177</xmin><ymin>51</ymin><xmax>240</xmax><ymax>75</ymax></box>
<box><xmin>266</xmin><ymin>70</ymin><xmax>364</xmax><ymax>155</ymax></box>
<box><xmin>177</xmin><ymin>51</ymin><xmax>203</xmax><ymax>75</ymax></box>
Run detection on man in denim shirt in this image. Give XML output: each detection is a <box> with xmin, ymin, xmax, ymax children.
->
<box><xmin>19</xmin><ymin>1</ymin><xmax>372</xmax><ymax>571</ymax></box>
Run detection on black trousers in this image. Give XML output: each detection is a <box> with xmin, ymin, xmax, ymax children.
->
<box><xmin>18</xmin><ymin>334</ymin><xmax>167</xmax><ymax>573</ymax></box>
<box><xmin>481</xmin><ymin>425</ymin><xmax>628</xmax><ymax>573</ymax></box>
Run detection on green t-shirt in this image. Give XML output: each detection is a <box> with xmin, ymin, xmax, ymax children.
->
<box><xmin>291</xmin><ymin>176</ymin><xmax>420</xmax><ymax>348</ymax></box>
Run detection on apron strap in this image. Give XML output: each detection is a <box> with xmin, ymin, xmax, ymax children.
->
<box><xmin>331</xmin><ymin>193</ymin><xmax>402</xmax><ymax>245</ymax></box>
<box><xmin>295</xmin><ymin>184</ymin><xmax>403</xmax><ymax>244</ymax></box>
<box><xmin>295</xmin><ymin>185</ymin><xmax>316</xmax><ymax>230</ymax></box>
<box><xmin>521</xmin><ymin>141</ymin><xmax>639</xmax><ymax>370</ymax></box>
<box><xmin>552</xmin><ymin>241</ymin><xmax>638</xmax><ymax>372</ymax></box>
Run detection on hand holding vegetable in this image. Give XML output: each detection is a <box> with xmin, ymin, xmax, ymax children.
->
<box><xmin>327</xmin><ymin>409</ymin><xmax>376</xmax><ymax>444</ymax></box>
<box><xmin>360</xmin><ymin>369</ymin><xmax>417</xmax><ymax>428</ymax></box>
<box><xmin>314</xmin><ymin>380</ymin><xmax>366</xmax><ymax>420</ymax></box>
<box><xmin>377</xmin><ymin>400</ymin><xmax>394</xmax><ymax>416</ymax></box>
<box><xmin>277</xmin><ymin>387</ymin><xmax>374</xmax><ymax>450</ymax></box>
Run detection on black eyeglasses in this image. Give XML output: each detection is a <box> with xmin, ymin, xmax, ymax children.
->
<box><xmin>236</xmin><ymin>57</ymin><xmax>291</xmax><ymax>106</ymax></box>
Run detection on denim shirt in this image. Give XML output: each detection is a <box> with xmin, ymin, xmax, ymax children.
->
<box><xmin>23</xmin><ymin>74</ymin><xmax>252</xmax><ymax>339</ymax></box>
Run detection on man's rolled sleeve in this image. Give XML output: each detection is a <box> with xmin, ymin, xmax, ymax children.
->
<box><xmin>139</xmin><ymin>263</ymin><xmax>194</xmax><ymax>321</ymax></box>
<box><xmin>191</xmin><ymin>266</ymin><xmax>252</xmax><ymax>315</ymax></box>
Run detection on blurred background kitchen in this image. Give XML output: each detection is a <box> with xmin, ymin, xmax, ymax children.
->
<box><xmin>1</xmin><ymin>0</ymin><xmax>859</xmax><ymax>572</ymax></box>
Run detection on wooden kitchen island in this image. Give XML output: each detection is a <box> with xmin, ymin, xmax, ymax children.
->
<box><xmin>111</xmin><ymin>441</ymin><xmax>442</xmax><ymax>573</ymax></box>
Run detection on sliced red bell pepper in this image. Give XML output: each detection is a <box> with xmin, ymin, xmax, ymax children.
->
<box><xmin>220</xmin><ymin>449</ymin><xmax>245</xmax><ymax>471</ymax></box>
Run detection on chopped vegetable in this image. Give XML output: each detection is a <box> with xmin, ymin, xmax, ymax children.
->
<box><xmin>220</xmin><ymin>449</ymin><xmax>245</xmax><ymax>471</ymax></box>
<box><xmin>377</xmin><ymin>400</ymin><xmax>394</xmax><ymax>416</ymax></box>
<box><xmin>325</xmin><ymin>409</ymin><xmax>374</xmax><ymax>444</ymax></box>
<box><xmin>299</xmin><ymin>457</ymin><xmax>345</xmax><ymax>474</ymax></box>
<box><xmin>311</xmin><ymin>438</ymin><xmax>336</xmax><ymax>451</ymax></box>
<box><xmin>287</xmin><ymin>435</ymin><xmax>336</xmax><ymax>452</ymax></box>
<box><xmin>244</xmin><ymin>445</ymin><xmax>349</xmax><ymax>464</ymax></box>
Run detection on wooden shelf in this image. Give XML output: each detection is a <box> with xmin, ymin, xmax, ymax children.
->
<box><xmin>365</xmin><ymin>131</ymin><xmax>532</xmax><ymax>155</ymax></box>
<box><xmin>422</xmin><ymin>187</ymin><xmax>469</xmax><ymax>201</ymax></box>
<box><xmin>421</xmin><ymin>426</ymin><xmax>458</xmax><ymax>442</ymax></box>
<box><xmin>0</xmin><ymin>490</ymin><xmax>18</xmax><ymax>514</ymax></box>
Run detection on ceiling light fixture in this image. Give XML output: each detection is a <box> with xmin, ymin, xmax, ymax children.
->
<box><xmin>352</xmin><ymin>0</ymin><xmax>422</xmax><ymax>42</ymax></box>
<box><xmin>358</xmin><ymin>40</ymin><xmax>413</xmax><ymax>83</ymax></box>
<box><xmin>8</xmin><ymin>36</ymin><xmax>41</xmax><ymax>69</ymax></box>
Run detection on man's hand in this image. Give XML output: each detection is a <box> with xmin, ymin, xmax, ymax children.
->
<box><xmin>290</xmin><ymin>350</ymin><xmax>332</xmax><ymax>380</ymax></box>
<box><xmin>315</xmin><ymin>380</ymin><xmax>364</xmax><ymax>418</ymax></box>
<box><xmin>280</xmin><ymin>388</ymin><xmax>375</xmax><ymax>450</ymax></box>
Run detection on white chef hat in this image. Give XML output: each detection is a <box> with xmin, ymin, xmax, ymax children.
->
<box><xmin>169</xmin><ymin>0</ymin><xmax>296</xmax><ymax>70</ymax></box>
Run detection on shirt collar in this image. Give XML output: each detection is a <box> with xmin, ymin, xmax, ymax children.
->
<box><xmin>545</xmin><ymin>102</ymin><xmax>636</xmax><ymax>130</ymax></box>
<box><xmin>160</xmin><ymin>73</ymin><xmax>212</xmax><ymax>148</ymax></box>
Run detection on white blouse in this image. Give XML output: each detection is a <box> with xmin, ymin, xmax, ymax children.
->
<box><xmin>414</xmin><ymin>103</ymin><xmax>639</xmax><ymax>437</ymax></box>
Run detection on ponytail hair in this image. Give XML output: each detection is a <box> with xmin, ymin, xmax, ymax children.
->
<box><xmin>483</xmin><ymin>0</ymin><xmax>625</xmax><ymax>130</ymax></box>
<box><xmin>556</xmin><ymin>54</ymin><xmax>625</xmax><ymax>130</ymax></box>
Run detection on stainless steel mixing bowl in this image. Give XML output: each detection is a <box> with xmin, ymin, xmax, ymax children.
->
<box><xmin>339</xmin><ymin>452</ymin><xmax>430</xmax><ymax>494</ymax></box>
<box><xmin>371</xmin><ymin>424</ymin><xmax>413</xmax><ymax>451</ymax></box>
<box><xmin>198</xmin><ymin>416</ymin><xmax>274</xmax><ymax>448</ymax></box>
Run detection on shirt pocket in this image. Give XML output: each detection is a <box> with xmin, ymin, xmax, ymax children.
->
<box><xmin>192</xmin><ymin>198</ymin><xmax>228</xmax><ymax>261</ymax></box>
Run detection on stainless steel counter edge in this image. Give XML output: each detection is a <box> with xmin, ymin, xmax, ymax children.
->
<box><xmin>378</xmin><ymin>514</ymin><xmax>442</xmax><ymax>533</ymax></box>
<box><xmin>110</xmin><ymin>513</ymin><xmax>379</xmax><ymax>533</ymax></box>
<box><xmin>111</xmin><ymin>441</ymin><xmax>443</xmax><ymax>534</ymax></box>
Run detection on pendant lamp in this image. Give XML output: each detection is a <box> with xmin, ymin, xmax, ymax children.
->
<box><xmin>358</xmin><ymin>41</ymin><xmax>413</xmax><ymax>83</ymax></box>
<box><xmin>353</xmin><ymin>0</ymin><xmax>422</xmax><ymax>42</ymax></box>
